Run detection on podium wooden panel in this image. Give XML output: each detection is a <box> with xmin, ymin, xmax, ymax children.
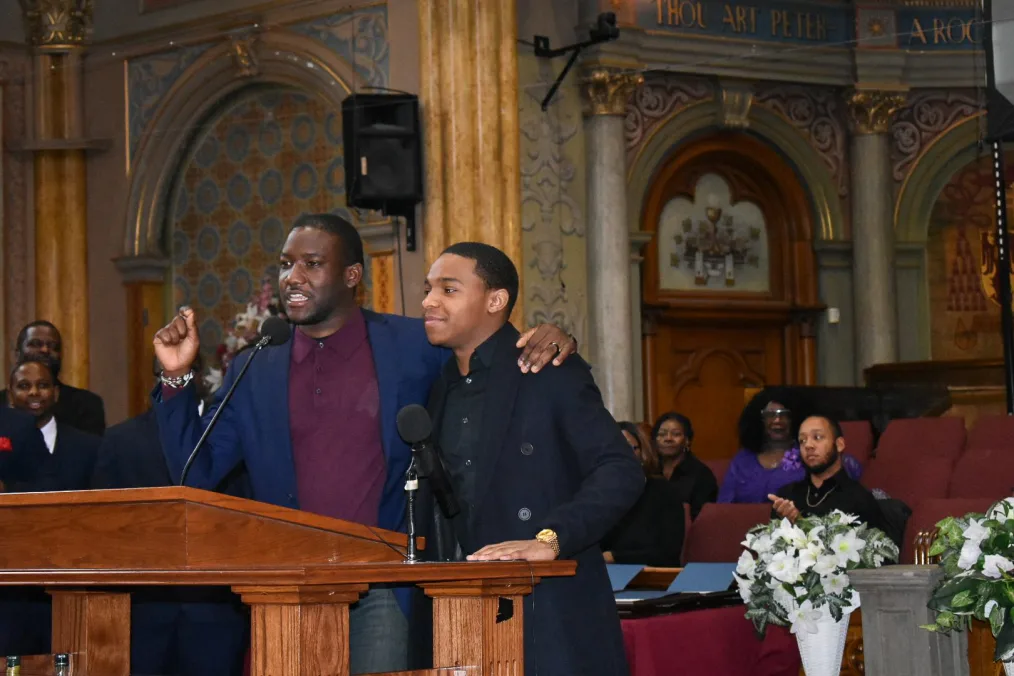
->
<box><xmin>0</xmin><ymin>488</ymin><xmax>576</xmax><ymax>676</ymax></box>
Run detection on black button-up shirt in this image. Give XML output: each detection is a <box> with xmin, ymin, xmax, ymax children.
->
<box><xmin>437</xmin><ymin>328</ymin><xmax>502</xmax><ymax>527</ymax></box>
<box><xmin>775</xmin><ymin>467</ymin><xmax>887</xmax><ymax>532</ymax></box>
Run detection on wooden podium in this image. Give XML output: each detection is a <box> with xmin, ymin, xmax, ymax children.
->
<box><xmin>0</xmin><ymin>488</ymin><xmax>576</xmax><ymax>676</ymax></box>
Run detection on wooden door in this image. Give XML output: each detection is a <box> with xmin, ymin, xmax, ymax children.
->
<box><xmin>641</xmin><ymin>132</ymin><xmax>821</xmax><ymax>459</ymax></box>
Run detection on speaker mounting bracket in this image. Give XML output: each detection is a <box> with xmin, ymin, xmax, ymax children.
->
<box><xmin>531</xmin><ymin>12</ymin><xmax>620</xmax><ymax>111</ymax></box>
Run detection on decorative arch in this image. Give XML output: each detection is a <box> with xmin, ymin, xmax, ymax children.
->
<box><xmin>626</xmin><ymin>100</ymin><xmax>845</xmax><ymax>242</ymax></box>
<box><xmin>894</xmin><ymin>114</ymin><xmax>984</xmax><ymax>243</ymax></box>
<box><xmin>122</xmin><ymin>29</ymin><xmax>368</xmax><ymax>259</ymax></box>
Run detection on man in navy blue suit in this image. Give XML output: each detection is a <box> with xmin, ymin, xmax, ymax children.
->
<box><xmin>8</xmin><ymin>359</ymin><xmax>99</xmax><ymax>491</ymax></box>
<box><xmin>151</xmin><ymin>213</ymin><xmax>575</xmax><ymax>674</ymax></box>
<box><xmin>420</xmin><ymin>242</ymin><xmax>644</xmax><ymax>676</ymax></box>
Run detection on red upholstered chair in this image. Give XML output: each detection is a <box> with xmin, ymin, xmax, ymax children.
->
<box><xmin>704</xmin><ymin>458</ymin><xmax>731</xmax><ymax>490</ymax></box>
<box><xmin>967</xmin><ymin>415</ymin><xmax>1014</xmax><ymax>452</ymax></box>
<box><xmin>874</xmin><ymin>417</ymin><xmax>966</xmax><ymax>462</ymax></box>
<box><xmin>948</xmin><ymin>448</ymin><xmax>1014</xmax><ymax>500</ymax></box>
<box><xmin>840</xmin><ymin>420</ymin><xmax>874</xmax><ymax>466</ymax></box>
<box><xmin>682</xmin><ymin>503</ymin><xmax>771</xmax><ymax>564</ymax></box>
<box><xmin>861</xmin><ymin>456</ymin><xmax>954</xmax><ymax>509</ymax></box>
<box><xmin>901</xmin><ymin>497</ymin><xmax>996</xmax><ymax>564</ymax></box>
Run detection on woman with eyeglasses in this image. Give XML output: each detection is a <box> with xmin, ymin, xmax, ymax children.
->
<box><xmin>717</xmin><ymin>388</ymin><xmax>862</xmax><ymax>504</ymax></box>
<box><xmin>600</xmin><ymin>422</ymin><xmax>686</xmax><ymax>566</ymax></box>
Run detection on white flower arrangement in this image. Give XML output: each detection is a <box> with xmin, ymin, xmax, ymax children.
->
<box><xmin>736</xmin><ymin>510</ymin><xmax>899</xmax><ymax>637</ymax></box>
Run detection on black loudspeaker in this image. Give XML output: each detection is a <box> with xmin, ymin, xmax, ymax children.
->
<box><xmin>342</xmin><ymin>93</ymin><xmax>423</xmax><ymax>215</ymax></box>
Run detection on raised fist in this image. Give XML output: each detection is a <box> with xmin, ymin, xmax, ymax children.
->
<box><xmin>153</xmin><ymin>307</ymin><xmax>200</xmax><ymax>377</ymax></box>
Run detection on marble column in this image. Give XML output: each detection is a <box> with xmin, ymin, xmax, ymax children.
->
<box><xmin>418</xmin><ymin>0</ymin><xmax>523</xmax><ymax>320</ymax></box>
<box><xmin>582</xmin><ymin>69</ymin><xmax>643</xmax><ymax>421</ymax></box>
<box><xmin>847</xmin><ymin>89</ymin><xmax>905</xmax><ymax>382</ymax></box>
<box><xmin>22</xmin><ymin>0</ymin><xmax>93</xmax><ymax>387</ymax></box>
<box><xmin>629</xmin><ymin>231</ymin><xmax>652</xmax><ymax>423</ymax></box>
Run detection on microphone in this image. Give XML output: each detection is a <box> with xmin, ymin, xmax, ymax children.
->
<box><xmin>396</xmin><ymin>404</ymin><xmax>460</xmax><ymax>518</ymax></box>
<box><xmin>178</xmin><ymin>316</ymin><xmax>291</xmax><ymax>487</ymax></box>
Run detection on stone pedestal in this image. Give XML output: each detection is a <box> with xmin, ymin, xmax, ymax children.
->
<box><xmin>850</xmin><ymin>566</ymin><xmax>969</xmax><ymax>676</ymax></box>
<box><xmin>418</xmin><ymin>0</ymin><xmax>523</xmax><ymax>319</ymax></box>
<box><xmin>582</xmin><ymin>69</ymin><xmax>643</xmax><ymax>421</ymax></box>
<box><xmin>847</xmin><ymin>89</ymin><xmax>905</xmax><ymax>381</ymax></box>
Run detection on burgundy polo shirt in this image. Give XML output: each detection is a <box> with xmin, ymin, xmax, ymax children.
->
<box><xmin>288</xmin><ymin>308</ymin><xmax>386</xmax><ymax>526</ymax></box>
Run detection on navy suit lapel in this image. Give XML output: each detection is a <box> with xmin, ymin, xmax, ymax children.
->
<box><xmin>472</xmin><ymin>327</ymin><xmax>521</xmax><ymax>516</ymax></box>
<box><xmin>364</xmin><ymin>311</ymin><xmax>400</xmax><ymax>466</ymax></box>
<box><xmin>257</xmin><ymin>337</ymin><xmax>298</xmax><ymax>499</ymax></box>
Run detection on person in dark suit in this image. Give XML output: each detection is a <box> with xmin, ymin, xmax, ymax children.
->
<box><xmin>7</xmin><ymin>358</ymin><xmax>99</xmax><ymax>491</ymax></box>
<box><xmin>0</xmin><ymin>321</ymin><xmax>106</xmax><ymax>435</ymax></box>
<box><xmin>419</xmin><ymin>242</ymin><xmax>645</xmax><ymax>676</ymax></box>
<box><xmin>91</xmin><ymin>356</ymin><xmax>249</xmax><ymax>676</ymax></box>
<box><xmin>150</xmin><ymin>214</ymin><xmax>576</xmax><ymax>673</ymax></box>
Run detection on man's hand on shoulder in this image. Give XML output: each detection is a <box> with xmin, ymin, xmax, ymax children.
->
<box><xmin>467</xmin><ymin>539</ymin><xmax>558</xmax><ymax>562</ymax></box>
<box><xmin>516</xmin><ymin>324</ymin><xmax>577</xmax><ymax>374</ymax></box>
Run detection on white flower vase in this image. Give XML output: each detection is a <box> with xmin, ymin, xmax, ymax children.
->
<box><xmin>1004</xmin><ymin>660</ymin><xmax>1014</xmax><ymax>676</ymax></box>
<box><xmin>795</xmin><ymin>596</ymin><xmax>859</xmax><ymax>676</ymax></box>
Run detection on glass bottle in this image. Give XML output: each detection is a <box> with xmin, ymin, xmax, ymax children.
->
<box><xmin>4</xmin><ymin>655</ymin><xmax>19</xmax><ymax>676</ymax></box>
<box><xmin>54</xmin><ymin>653</ymin><xmax>70</xmax><ymax>676</ymax></box>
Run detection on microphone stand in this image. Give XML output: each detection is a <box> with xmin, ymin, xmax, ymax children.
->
<box><xmin>178</xmin><ymin>333</ymin><xmax>272</xmax><ymax>487</ymax></box>
<box><xmin>404</xmin><ymin>454</ymin><xmax>420</xmax><ymax>563</ymax></box>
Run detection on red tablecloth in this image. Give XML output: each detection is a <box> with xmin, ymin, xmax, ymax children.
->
<box><xmin>622</xmin><ymin>604</ymin><xmax>802</xmax><ymax>676</ymax></box>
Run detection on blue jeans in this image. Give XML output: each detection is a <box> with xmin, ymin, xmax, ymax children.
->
<box><xmin>349</xmin><ymin>587</ymin><xmax>409</xmax><ymax>674</ymax></box>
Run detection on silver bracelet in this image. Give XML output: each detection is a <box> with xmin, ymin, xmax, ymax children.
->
<box><xmin>160</xmin><ymin>370</ymin><xmax>194</xmax><ymax>389</ymax></box>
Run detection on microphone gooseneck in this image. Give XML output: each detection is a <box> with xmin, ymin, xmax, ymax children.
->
<box><xmin>396</xmin><ymin>404</ymin><xmax>460</xmax><ymax>518</ymax></box>
<box><xmin>178</xmin><ymin>317</ymin><xmax>291</xmax><ymax>487</ymax></box>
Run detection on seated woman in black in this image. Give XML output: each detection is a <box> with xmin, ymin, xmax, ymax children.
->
<box><xmin>602</xmin><ymin>422</ymin><xmax>685</xmax><ymax>567</ymax></box>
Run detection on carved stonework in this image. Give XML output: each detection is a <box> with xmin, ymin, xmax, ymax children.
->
<box><xmin>19</xmin><ymin>0</ymin><xmax>93</xmax><ymax>47</ymax></box>
<box><xmin>625</xmin><ymin>72</ymin><xmax>714</xmax><ymax>164</ymax></box>
<box><xmin>847</xmin><ymin>89</ymin><xmax>907</xmax><ymax>135</ymax></box>
<box><xmin>519</xmin><ymin>55</ymin><xmax>586</xmax><ymax>342</ymax></box>
<box><xmin>754</xmin><ymin>84</ymin><xmax>849</xmax><ymax>197</ymax></box>
<box><xmin>720</xmin><ymin>81</ymin><xmax>753</xmax><ymax>129</ymax></box>
<box><xmin>229</xmin><ymin>35</ymin><xmax>259</xmax><ymax>78</ymax></box>
<box><xmin>891</xmin><ymin>89</ymin><xmax>982</xmax><ymax>182</ymax></box>
<box><xmin>581</xmin><ymin>69</ymin><xmax>644</xmax><ymax>117</ymax></box>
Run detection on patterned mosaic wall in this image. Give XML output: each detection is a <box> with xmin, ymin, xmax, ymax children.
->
<box><xmin>927</xmin><ymin>152</ymin><xmax>1013</xmax><ymax>361</ymax></box>
<box><xmin>170</xmin><ymin>89</ymin><xmax>375</xmax><ymax>361</ymax></box>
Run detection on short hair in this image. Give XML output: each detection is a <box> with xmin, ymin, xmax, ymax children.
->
<box><xmin>619</xmin><ymin>421</ymin><xmax>661</xmax><ymax>477</ymax></box>
<box><xmin>290</xmin><ymin>213</ymin><xmax>365</xmax><ymax>268</ymax></box>
<box><xmin>14</xmin><ymin>320</ymin><xmax>61</xmax><ymax>356</ymax></box>
<box><xmin>441</xmin><ymin>242</ymin><xmax>519</xmax><ymax>317</ymax></box>
<box><xmin>801</xmin><ymin>413</ymin><xmax>843</xmax><ymax>440</ymax></box>
<box><xmin>9</xmin><ymin>357</ymin><xmax>55</xmax><ymax>384</ymax></box>
<box><xmin>651</xmin><ymin>411</ymin><xmax>695</xmax><ymax>444</ymax></box>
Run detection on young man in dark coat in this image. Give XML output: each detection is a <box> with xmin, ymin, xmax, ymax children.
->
<box><xmin>419</xmin><ymin>242</ymin><xmax>645</xmax><ymax>676</ymax></box>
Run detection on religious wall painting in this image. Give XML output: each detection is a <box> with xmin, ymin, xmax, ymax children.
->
<box><xmin>657</xmin><ymin>173</ymin><xmax>769</xmax><ymax>292</ymax></box>
<box><xmin>927</xmin><ymin>153</ymin><xmax>1014</xmax><ymax>360</ymax></box>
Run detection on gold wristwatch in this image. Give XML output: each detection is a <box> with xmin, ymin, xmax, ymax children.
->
<box><xmin>536</xmin><ymin>528</ymin><xmax>560</xmax><ymax>556</ymax></box>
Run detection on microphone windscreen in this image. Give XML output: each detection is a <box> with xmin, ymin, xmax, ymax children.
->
<box><xmin>397</xmin><ymin>404</ymin><xmax>432</xmax><ymax>444</ymax></box>
<box><xmin>259</xmin><ymin>316</ymin><xmax>292</xmax><ymax>346</ymax></box>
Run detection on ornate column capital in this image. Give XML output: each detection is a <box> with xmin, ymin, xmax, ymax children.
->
<box><xmin>19</xmin><ymin>0</ymin><xmax>92</xmax><ymax>48</ymax></box>
<box><xmin>846</xmin><ymin>88</ymin><xmax>906</xmax><ymax>135</ymax></box>
<box><xmin>581</xmin><ymin>69</ymin><xmax>644</xmax><ymax>117</ymax></box>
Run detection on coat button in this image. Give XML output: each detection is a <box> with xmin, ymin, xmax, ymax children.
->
<box><xmin>521</xmin><ymin>442</ymin><xmax>534</xmax><ymax>455</ymax></box>
<box><xmin>518</xmin><ymin>508</ymin><xmax>531</xmax><ymax>521</ymax></box>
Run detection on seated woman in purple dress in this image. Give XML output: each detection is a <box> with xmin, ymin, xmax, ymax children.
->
<box><xmin>717</xmin><ymin>389</ymin><xmax>862</xmax><ymax>504</ymax></box>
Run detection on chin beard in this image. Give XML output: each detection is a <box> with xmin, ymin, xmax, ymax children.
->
<box><xmin>804</xmin><ymin>448</ymin><xmax>840</xmax><ymax>476</ymax></box>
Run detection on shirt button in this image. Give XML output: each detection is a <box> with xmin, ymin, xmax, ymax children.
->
<box><xmin>318</xmin><ymin>342</ymin><xmax>324</xmax><ymax>348</ymax></box>
<box><xmin>462</xmin><ymin>417</ymin><xmax>468</xmax><ymax>424</ymax></box>
<box><xmin>316</xmin><ymin>388</ymin><xmax>322</xmax><ymax>394</ymax></box>
<box><xmin>316</xmin><ymin>366</ymin><xmax>322</xmax><ymax>373</ymax></box>
<box><xmin>465</xmin><ymin>377</ymin><xmax>472</xmax><ymax>384</ymax></box>
<box><xmin>465</xmin><ymin>459</ymin><xmax>472</xmax><ymax>467</ymax></box>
